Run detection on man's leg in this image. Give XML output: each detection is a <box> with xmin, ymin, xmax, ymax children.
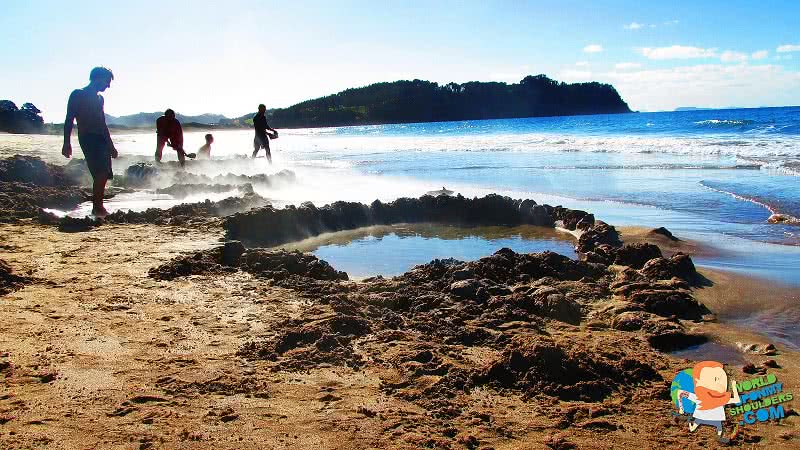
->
<box><xmin>252</xmin><ymin>138</ymin><xmax>260</xmax><ymax>158</ymax></box>
<box><xmin>92</xmin><ymin>175</ymin><xmax>108</xmax><ymax>216</ymax></box>
<box><xmin>265</xmin><ymin>145</ymin><xmax>272</xmax><ymax>164</ymax></box>
<box><xmin>155</xmin><ymin>136</ymin><xmax>167</xmax><ymax>162</ymax></box>
<box><xmin>177</xmin><ymin>148</ymin><xmax>186</xmax><ymax>168</ymax></box>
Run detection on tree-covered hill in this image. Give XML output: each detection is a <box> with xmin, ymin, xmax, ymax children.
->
<box><xmin>265</xmin><ymin>75</ymin><xmax>631</xmax><ymax>128</ymax></box>
<box><xmin>0</xmin><ymin>101</ymin><xmax>45</xmax><ymax>133</ymax></box>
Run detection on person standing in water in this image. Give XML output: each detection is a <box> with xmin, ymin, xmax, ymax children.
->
<box><xmin>252</xmin><ymin>104</ymin><xmax>278</xmax><ymax>162</ymax></box>
<box><xmin>62</xmin><ymin>66</ymin><xmax>117</xmax><ymax>217</ymax></box>
<box><xmin>155</xmin><ymin>109</ymin><xmax>188</xmax><ymax>167</ymax></box>
<box><xmin>197</xmin><ymin>133</ymin><xmax>213</xmax><ymax>159</ymax></box>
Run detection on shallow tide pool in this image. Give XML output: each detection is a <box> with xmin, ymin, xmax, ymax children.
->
<box><xmin>276</xmin><ymin>223</ymin><xmax>577</xmax><ymax>278</ymax></box>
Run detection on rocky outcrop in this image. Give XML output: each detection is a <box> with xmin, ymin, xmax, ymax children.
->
<box><xmin>224</xmin><ymin>194</ymin><xmax>561</xmax><ymax>246</ymax></box>
<box><xmin>640</xmin><ymin>253</ymin><xmax>698</xmax><ymax>283</ymax></box>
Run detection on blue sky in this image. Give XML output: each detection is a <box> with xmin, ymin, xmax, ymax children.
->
<box><xmin>2</xmin><ymin>0</ymin><xmax>799</xmax><ymax>121</ymax></box>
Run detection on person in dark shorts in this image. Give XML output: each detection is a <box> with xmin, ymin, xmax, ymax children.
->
<box><xmin>252</xmin><ymin>104</ymin><xmax>278</xmax><ymax>162</ymax></box>
<box><xmin>62</xmin><ymin>66</ymin><xmax>117</xmax><ymax>217</ymax></box>
<box><xmin>155</xmin><ymin>109</ymin><xmax>188</xmax><ymax>167</ymax></box>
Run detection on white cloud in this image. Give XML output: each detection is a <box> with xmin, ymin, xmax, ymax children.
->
<box><xmin>639</xmin><ymin>45</ymin><xmax>717</xmax><ymax>60</ymax></box>
<box><xmin>720</xmin><ymin>51</ymin><xmax>748</xmax><ymax>63</ymax></box>
<box><xmin>559</xmin><ymin>70</ymin><xmax>593</xmax><ymax>82</ymax></box>
<box><xmin>751</xmin><ymin>50</ymin><xmax>769</xmax><ymax>60</ymax></box>
<box><xmin>777</xmin><ymin>44</ymin><xmax>800</xmax><ymax>53</ymax></box>
<box><xmin>601</xmin><ymin>64</ymin><xmax>800</xmax><ymax>111</ymax></box>
<box><xmin>615</xmin><ymin>62</ymin><xmax>642</xmax><ymax>70</ymax></box>
<box><xmin>575</xmin><ymin>61</ymin><xmax>590</xmax><ymax>67</ymax></box>
<box><xmin>663</xmin><ymin>20</ymin><xmax>679</xmax><ymax>26</ymax></box>
<box><xmin>583</xmin><ymin>44</ymin><xmax>604</xmax><ymax>53</ymax></box>
<box><xmin>624</xmin><ymin>22</ymin><xmax>643</xmax><ymax>30</ymax></box>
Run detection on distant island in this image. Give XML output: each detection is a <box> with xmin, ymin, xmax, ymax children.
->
<box><xmin>263</xmin><ymin>75</ymin><xmax>631</xmax><ymax>128</ymax></box>
<box><xmin>2</xmin><ymin>74</ymin><xmax>632</xmax><ymax>133</ymax></box>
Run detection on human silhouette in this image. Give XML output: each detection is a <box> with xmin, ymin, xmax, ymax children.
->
<box><xmin>62</xmin><ymin>67</ymin><xmax>117</xmax><ymax>217</ymax></box>
<box><xmin>155</xmin><ymin>109</ymin><xmax>189</xmax><ymax>167</ymax></box>
<box><xmin>197</xmin><ymin>133</ymin><xmax>213</xmax><ymax>159</ymax></box>
<box><xmin>252</xmin><ymin>104</ymin><xmax>278</xmax><ymax>162</ymax></box>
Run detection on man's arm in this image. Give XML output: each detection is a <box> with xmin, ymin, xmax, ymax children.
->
<box><xmin>99</xmin><ymin>96</ymin><xmax>117</xmax><ymax>158</ymax></box>
<box><xmin>62</xmin><ymin>91</ymin><xmax>77</xmax><ymax>158</ymax></box>
<box><xmin>728</xmin><ymin>379</ymin><xmax>741</xmax><ymax>404</ymax></box>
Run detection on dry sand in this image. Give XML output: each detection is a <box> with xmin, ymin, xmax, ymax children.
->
<box><xmin>1</xmin><ymin>222</ymin><xmax>798</xmax><ymax>449</ymax></box>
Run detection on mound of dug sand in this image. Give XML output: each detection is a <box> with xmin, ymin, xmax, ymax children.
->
<box><xmin>0</xmin><ymin>258</ymin><xmax>29</xmax><ymax>296</ymax></box>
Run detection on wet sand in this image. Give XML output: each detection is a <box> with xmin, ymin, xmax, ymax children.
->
<box><xmin>1</xmin><ymin>221</ymin><xmax>798</xmax><ymax>449</ymax></box>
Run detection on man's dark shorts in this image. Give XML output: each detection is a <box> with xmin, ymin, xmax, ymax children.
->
<box><xmin>254</xmin><ymin>134</ymin><xmax>270</xmax><ymax>151</ymax></box>
<box><xmin>78</xmin><ymin>133</ymin><xmax>113</xmax><ymax>179</ymax></box>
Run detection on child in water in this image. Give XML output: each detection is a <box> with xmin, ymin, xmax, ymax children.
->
<box><xmin>197</xmin><ymin>134</ymin><xmax>213</xmax><ymax>159</ymax></box>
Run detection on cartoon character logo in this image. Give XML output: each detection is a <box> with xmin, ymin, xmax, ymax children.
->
<box><xmin>670</xmin><ymin>361</ymin><xmax>740</xmax><ymax>444</ymax></box>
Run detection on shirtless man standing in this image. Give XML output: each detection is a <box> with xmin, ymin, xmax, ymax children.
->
<box><xmin>62</xmin><ymin>67</ymin><xmax>117</xmax><ymax>217</ymax></box>
<box><xmin>252</xmin><ymin>104</ymin><xmax>278</xmax><ymax>162</ymax></box>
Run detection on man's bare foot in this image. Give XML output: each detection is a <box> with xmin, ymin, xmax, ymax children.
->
<box><xmin>91</xmin><ymin>206</ymin><xmax>109</xmax><ymax>218</ymax></box>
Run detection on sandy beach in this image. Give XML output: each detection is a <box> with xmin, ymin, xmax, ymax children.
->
<box><xmin>1</xmin><ymin>155</ymin><xmax>798</xmax><ymax>449</ymax></box>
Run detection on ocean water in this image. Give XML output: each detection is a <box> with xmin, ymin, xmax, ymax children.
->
<box><xmin>2</xmin><ymin>106</ymin><xmax>800</xmax><ymax>284</ymax></box>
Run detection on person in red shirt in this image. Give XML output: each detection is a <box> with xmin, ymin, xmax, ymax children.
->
<box><xmin>155</xmin><ymin>109</ymin><xmax>187</xmax><ymax>167</ymax></box>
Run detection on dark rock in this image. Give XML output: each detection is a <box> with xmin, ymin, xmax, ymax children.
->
<box><xmin>614</xmin><ymin>243</ymin><xmax>663</xmax><ymax>269</ymax></box>
<box><xmin>640</xmin><ymin>253</ymin><xmax>697</xmax><ymax>283</ymax></box>
<box><xmin>449</xmin><ymin>279</ymin><xmax>485</xmax><ymax>301</ymax></box>
<box><xmin>742</xmin><ymin>363</ymin><xmax>758</xmax><ymax>374</ymax></box>
<box><xmin>650</xmin><ymin>227</ymin><xmax>679</xmax><ymax>241</ymax></box>
<box><xmin>553</xmin><ymin>207</ymin><xmax>594</xmax><ymax>231</ymax></box>
<box><xmin>576</xmin><ymin>222</ymin><xmax>622</xmax><ymax>253</ymax></box>
<box><xmin>124</xmin><ymin>163</ymin><xmax>159</xmax><ymax>186</ymax></box>
<box><xmin>221</xmin><ymin>241</ymin><xmax>245</xmax><ymax>266</ymax></box>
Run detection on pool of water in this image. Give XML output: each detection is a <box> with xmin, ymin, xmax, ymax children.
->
<box><xmin>671</xmin><ymin>341</ymin><xmax>748</xmax><ymax>365</ymax></box>
<box><xmin>277</xmin><ymin>223</ymin><xmax>577</xmax><ymax>278</ymax></box>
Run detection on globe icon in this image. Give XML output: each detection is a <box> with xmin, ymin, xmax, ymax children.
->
<box><xmin>670</xmin><ymin>368</ymin><xmax>696</xmax><ymax>414</ymax></box>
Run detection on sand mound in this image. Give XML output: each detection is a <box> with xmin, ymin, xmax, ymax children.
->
<box><xmin>0</xmin><ymin>258</ymin><xmax>30</xmax><ymax>296</ymax></box>
<box><xmin>0</xmin><ymin>155</ymin><xmax>76</xmax><ymax>187</ymax></box>
<box><xmin>149</xmin><ymin>243</ymin><xmax>347</xmax><ymax>283</ymax></box>
<box><xmin>239</xmin><ymin>314</ymin><xmax>370</xmax><ymax>370</ymax></box>
<box><xmin>478</xmin><ymin>335</ymin><xmax>661</xmax><ymax>401</ymax></box>
<box><xmin>0</xmin><ymin>156</ymin><xmax>86</xmax><ymax>222</ymax></box>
